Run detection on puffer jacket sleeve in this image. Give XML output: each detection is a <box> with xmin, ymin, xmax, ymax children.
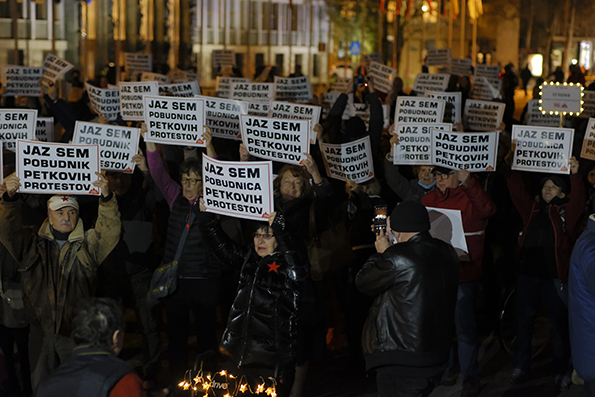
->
<box><xmin>0</xmin><ymin>196</ymin><xmax>36</xmax><ymax>263</ymax></box>
<box><xmin>198</xmin><ymin>211</ymin><xmax>250</xmax><ymax>269</ymax></box>
<box><xmin>80</xmin><ymin>194</ymin><xmax>122</xmax><ymax>268</ymax></box>
<box><xmin>355</xmin><ymin>251</ymin><xmax>398</xmax><ymax>296</ymax></box>
<box><xmin>271</xmin><ymin>214</ymin><xmax>309</xmax><ymax>282</ymax></box>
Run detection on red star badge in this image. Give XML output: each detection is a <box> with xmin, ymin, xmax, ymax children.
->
<box><xmin>267</xmin><ymin>262</ymin><xmax>280</xmax><ymax>273</ymax></box>
<box><xmin>61</xmin><ymin>196</ymin><xmax>69</xmax><ymax>202</ymax></box>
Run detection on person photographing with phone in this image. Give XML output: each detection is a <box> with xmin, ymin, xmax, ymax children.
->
<box><xmin>356</xmin><ymin>201</ymin><xmax>459</xmax><ymax>397</ymax></box>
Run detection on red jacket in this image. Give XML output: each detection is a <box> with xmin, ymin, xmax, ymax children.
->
<box><xmin>422</xmin><ymin>177</ymin><xmax>496</xmax><ymax>283</ymax></box>
<box><xmin>507</xmin><ymin>171</ymin><xmax>586</xmax><ymax>282</ymax></box>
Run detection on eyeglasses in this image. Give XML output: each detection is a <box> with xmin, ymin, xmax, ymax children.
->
<box><xmin>181</xmin><ymin>177</ymin><xmax>202</xmax><ymax>186</ymax></box>
<box><xmin>253</xmin><ymin>232</ymin><xmax>274</xmax><ymax>240</ymax></box>
<box><xmin>434</xmin><ymin>171</ymin><xmax>455</xmax><ymax>181</ymax></box>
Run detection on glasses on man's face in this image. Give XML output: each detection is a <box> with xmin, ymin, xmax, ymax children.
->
<box><xmin>181</xmin><ymin>177</ymin><xmax>202</xmax><ymax>186</ymax></box>
<box><xmin>253</xmin><ymin>232</ymin><xmax>274</xmax><ymax>240</ymax></box>
<box><xmin>434</xmin><ymin>172</ymin><xmax>455</xmax><ymax>181</ymax></box>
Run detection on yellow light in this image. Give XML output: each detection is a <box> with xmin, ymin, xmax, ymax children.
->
<box><xmin>422</xmin><ymin>4</ymin><xmax>428</xmax><ymax>11</ymax></box>
<box><xmin>207</xmin><ymin>375</ymin><xmax>212</xmax><ymax>379</ymax></box>
<box><xmin>240</xmin><ymin>384</ymin><xmax>248</xmax><ymax>392</ymax></box>
<box><xmin>229</xmin><ymin>374</ymin><xmax>236</xmax><ymax>379</ymax></box>
<box><xmin>564</xmin><ymin>82</ymin><xmax>567</xmax><ymax>86</ymax></box>
<box><xmin>256</xmin><ymin>383</ymin><xmax>265</xmax><ymax>393</ymax></box>
<box><xmin>569</xmin><ymin>112</ymin><xmax>573</xmax><ymax>115</ymax></box>
<box><xmin>539</xmin><ymin>99</ymin><xmax>542</xmax><ymax>103</ymax></box>
<box><xmin>539</xmin><ymin>91</ymin><xmax>542</xmax><ymax>96</ymax></box>
<box><xmin>539</xmin><ymin>85</ymin><xmax>543</xmax><ymax>90</ymax></box>
<box><xmin>581</xmin><ymin>108</ymin><xmax>585</xmax><ymax>112</ymax></box>
<box><xmin>178</xmin><ymin>381</ymin><xmax>185</xmax><ymax>387</ymax></box>
<box><xmin>203</xmin><ymin>383</ymin><xmax>210</xmax><ymax>390</ymax></box>
<box><xmin>220</xmin><ymin>370</ymin><xmax>227</xmax><ymax>376</ymax></box>
<box><xmin>555</xmin><ymin>111</ymin><xmax>559</xmax><ymax>115</ymax></box>
<box><xmin>550</xmin><ymin>111</ymin><xmax>553</xmax><ymax>115</ymax></box>
<box><xmin>224</xmin><ymin>394</ymin><xmax>231</xmax><ymax>397</ymax></box>
<box><xmin>556</xmin><ymin>82</ymin><xmax>560</xmax><ymax>85</ymax></box>
<box><xmin>193</xmin><ymin>387</ymin><xmax>198</xmax><ymax>391</ymax></box>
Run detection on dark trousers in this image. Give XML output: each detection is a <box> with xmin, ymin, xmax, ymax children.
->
<box><xmin>513</xmin><ymin>275</ymin><xmax>571</xmax><ymax>375</ymax></box>
<box><xmin>164</xmin><ymin>277</ymin><xmax>219</xmax><ymax>379</ymax></box>
<box><xmin>376</xmin><ymin>366</ymin><xmax>440</xmax><ymax>397</ymax></box>
<box><xmin>0</xmin><ymin>324</ymin><xmax>32</xmax><ymax>396</ymax></box>
<box><xmin>585</xmin><ymin>380</ymin><xmax>595</xmax><ymax>397</ymax></box>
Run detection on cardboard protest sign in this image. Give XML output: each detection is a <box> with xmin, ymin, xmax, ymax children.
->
<box><xmin>578</xmin><ymin>91</ymin><xmax>595</xmax><ymax>119</ymax></box>
<box><xmin>86</xmin><ymin>83</ymin><xmax>121</xmax><ymax>121</ymax></box>
<box><xmin>320</xmin><ymin>136</ymin><xmax>374</xmax><ymax>183</ymax></box>
<box><xmin>393</xmin><ymin>123</ymin><xmax>452</xmax><ymax>165</ymax></box>
<box><xmin>158</xmin><ymin>81</ymin><xmax>200</xmax><ymax>97</ymax></box>
<box><xmin>0</xmin><ymin>109</ymin><xmax>36</xmax><ymax>151</ymax></box>
<box><xmin>471</xmin><ymin>76</ymin><xmax>502</xmax><ymax>100</ymax></box>
<box><xmin>273</xmin><ymin>76</ymin><xmax>313</xmax><ymax>103</ymax></box>
<box><xmin>140</xmin><ymin>72</ymin><xmax>171</xmax><ymax>84</ymax></box>
<box><xmin>540</xmin><ymin>83</ymin><xmax>582</xmax><ymax>114</ymax></box>
<box><xmin>39</xmin><ymin>54</ymin><xmax>74</xmax><ymax>87</ymax></box>
<box><xmin>426</xmin><ymin>49</ymin><xmax>451</xmax><ymax>67</ymax></box>
<box><xmin>202</xmin><ymin>154</ymin><xmax>274</xmax><ymax>221</ymax></box>
<box><xmin>431</xmin><ymin>130</ymin><xmax>499</xmax><ymax>171</ymax></box>
<box><xmin>215</xmin><ymin>77</ymin><xmax>250</xmax><ymax>99</ymax></box>
<box><xmin>394</xmin><ymin>96</ymin><xmax>445</xmax><ymax>124</ymax></box>
<box><xmin>119</xmin><ymin>81</ymin><xmax>159</xmax><ymax>121</ymax></box>
<box><xmin>231</xmin><ymin>82</ymin><xmax>275</xmax><ymax>103</ymax></box>
<box><xmin>143</xmin><ymin>96</ymin><xmax>205</xmax><ymax>147</ymax></box>
<box><xmin>212</xmin><ymin>50</ymin><xmax>236</xmax><ymax>68</ymax></box>
<box><xmin>427</xmin><ymin>207</ymin><xmax>469</xmax><ymax>260</ymax></box>
<box><xmin>246</xmin><ymin>101</ymin><xmax>270</xmax><ymax>117</ymax></box>
<box><xmin>474</xmin><ymin>65</ymin><xmax>500</xmax><ymax>85</ymax></box>
<box><xmin>240</xmin><ymin>115</ymin><xmax>309</xmax><ymax>165</ymax></box>
<box><xmin>367</xmin><ymin>62</ymin><xmax>396</xmax><ymax>93</ymax></box>
<box><xmin>2</xmin><ymin>66</ymin><xmax>43</xmax><ymax>97</ymax></box>
<box><xmin>73</xmin><ymin>121</ymin><xmax>140</xmax><ymax>173</ymax></box>
<box><xmin>124</xmin><ymin>53</ymin><xmax>152</xmax><ymax>72</ymax></box>
<box><xmin>464</xmin><ymin>99</ymin><xmax>505</xmax><ymax>131</ymax></box>
<box><xmin>17</xmin><ymin>140</ymin><xmax>100</xmax><ymax>195</ymax></box>
<box><xmin>268</xmin><ymin>101</ymin><xmax>321</xmax><ymax>144</ymax></box>
<box><xmin>36</xmin><ymin>117</ymin><xmax>54</xmax><ymax>142</ymax></box>
<box><xmin>450</xmin><ymin>58</ymin><xmax>473</xmax><ymax>76</ymax></box>
<box><xmin>426</xmin><ymin>91</ymin><xmax>461</xmax><ymax>124</ymax></box>
<box><xmin>525</xmin><ymin>99</ymin><xmax>560</xmax><ymax>127</ymax></box>
<box><xmin>580</xmin><ymin>118</ymin><xmax>595</xmax><ymax>160</ymax></box>
<box><xmin>511</xmin><ymin>125</ymin><xmax>574</xmax><ymax>174</ymax></box>
<box><xmin>412</xmin><ymin>73</ymin><xmax>450</xmax><ymax>93</ymax></box>
<box><xmin>197</xmin><ymin>96</ymin><xmax>247</xmax><ymax>140</ymax></box>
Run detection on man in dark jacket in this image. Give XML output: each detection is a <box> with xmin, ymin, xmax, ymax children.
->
<box><xmin>356</xmin><ymin>201</ymin><xmax>459</xmax><ymax>397</ymax></box>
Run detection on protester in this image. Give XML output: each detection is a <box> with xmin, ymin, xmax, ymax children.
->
<box><xmin>356</xmin><ymin>201</ymin><xmax>459</xmax><ymax>397</ymax></box>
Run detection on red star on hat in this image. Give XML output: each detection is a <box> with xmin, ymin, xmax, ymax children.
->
<box><xmin>267</xmin><ymin>262</ymin><xmax>280</xmax><ymax>273</ymax></box>
<box><xmin>61</xmin><ymin>196</ymin><xmax>69</xmax><ymax>202</ymax></box>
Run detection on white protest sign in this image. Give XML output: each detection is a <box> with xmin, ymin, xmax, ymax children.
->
<box><xmin>431</xmin><ymin>130</ymin><xmax>499</xmax><ymax>171</ymax></box>
<box><xmin>394</xmin><ymin>96</ymin><xmax>445</xmax><ymax>124</ymax></box>
<box><xmin>141</xmin><ymin>72</ymin><xmax>171</xmax><ymax>84</ymax></box>
<box><xmin>330</xmin><ymin>77</ymin><xmax>352</xmax><ymax>92</ymax></box>
<box><xmin>367</xmin><ymin>62</ymin><xmax>396</xmax><ymax>93</ymax></box>
<box><xmin>158</xmin><ymin>81</ymin><xmax>200</xmax><ymax>97</ymax></box>
<box><xmin>124</xmin><ymin>53</ymin><xmax>152</xmax><ymax>72</ymax></box>
<box><xmin>0</xmin><ymin>150</ymin><xmax>2</xmax><ymax>180</ymax></box>
<box><xmin>144</xmin><ymin>96</ymin><xmax>205</xmax><ymax>147</ymax></box>
<box><xmin>246</xmin><ymin>101</ymin><xmax>270</xmax><ymax>117</ymax></box>
<box><xmin>540</xmin><ymin>83</ymin><xmax>582</xmax><ymax>114</ymax></box>
<box><xmin>197</xmin><ymin>96</ymin><xmax>247</xmax><ymax>141</ymax></box>
<box><xmin>363</xmin><ymin>53</ymin><xmax>382</xmax><ymax>72</ymax></box>
<box><xmin>580</xmin><ymin>118</ymin><xmax>595</xmax><ymax>160</ymax></box>
<box><xmin>320</xmin><ymin>136</ymin><xmax>374</xmax><ymax>183</ymax></box>
<box><xmin>394</xmin><ymin>123</ymin><xmax>452</xmax><ymax>165</ymax></box>
<box><xmin>39</xmin><ymin>54</ymin><xmax>74</xmax><ymax>87</ymax></box>
<box><xmin>525</xmin><ymin>99</ymin><xmax>560</xmax><ymax>127</ymax></box>
<box><xmin>474</xmin><ymin>64</ymin><xmax>500</xmax><ymax>84</ymax></box>
<box><xmin>85</xmin><ymin>83</ymin><xmax>121</xmax><ymax>121</ymax></box>
<box><xmin>578</xmin><ymin>91</ymin><xmax>595</xmax><ymax>119</ymax></box>
<box><xmin>428</xmin><ymin>207</ymin><xmax>469</xmax><ymax>260</ymax></box>
<box><xmin>119</xmin><ymin>81</ymin><xmax>159</xmax><ymax>121</ymax></box>
<box><xmin>268</xmin><ymin>101</ymin><xmax>321</xmax><ymax>144</ymax></box>
<box><xmin>450</xmin><ymin>58</ymin><xmax>473</xmax><ymax>76</ymax></box>
<box><xmin>412</xmin><ymin>73</ymin><xmax>450</xmax><ymax>92</ymax></box>
<box><xmin>471</xmin><ymin>76</ymin><xmax>502</xmax><ymax>100</ymax></box>
<box><xmin>212</xmin><ymin>50</ymin><xmax>236</xmax><ymax>68</ymax></box>
<box><xmin>0</xmin><ymin>109</ymin><xmax>36</xmax><ymax>151</ymax></box>
<box><xmin>231</xmin><ymin>82</ymin><xmax>275</xmax><ymax>103</ymax></box>
<box><xmin>426</xmin><ymin>49</ymin><xmax>451</xmax><ymax>67</ymax></box>
<box><xmin>168</xmin><ymin>69</ymin><xmax>188</xmax><ymax>81</ymax></box>
<box><xmin>36</xmin><ymin>117</ymin><xmax>54</xmax><ymax>142</ymax></box>
<box><xmin>73</xmin><ymin>121</ymin><xmax>140</xmax><ymax>173</ymax></box>
<box><xmin>2</xmin><ymin>66</ymin><xmax>43</xmax><ymax>97</ymax></box>
<box><xmin>240</xmin><ymin>115</ymin><xmax>309</xmax><ymax>165</ymax></box>
<box><xmin>215</xmin><ymin>77</ymin><xmax>250</xmax><ymax>99</ymax></box>
<box><xmin>464</xmin><ymin>99</ymin><xmax>505</xmax><ymax>131</ymax></box>
<box><xmin>322</xmin><ymin>92</ymin><xmax>341</xmax><ymax>106</ymax></box>
<box><xmin>17</xmin><ymin>140</ymin><xmax>100</xmax><ymax>195</ymax></box>
<box><xmin>274</xmin><ymin>76</ymin><xmax>313</xmax><ymax>103</ymax></box>
<box><xmin>202</xmin><ymin>155</ymin><xmax>274</xmax><ymax>221</ymax></box>
<box><xmin>426</xmin><ymin>91</ymin><xmax>461</xmax><ymax>124</ymax></box>
<box><xmin>511</xmin><ymin>125</ymin><xmax>574</xmax><ymax>174</ymax></box>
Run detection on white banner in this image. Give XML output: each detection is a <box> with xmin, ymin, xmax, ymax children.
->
<box><xmin>274</xmin><ymin>76</ymin><xmax>313</xmax><ymax>103</ymax></box>
<box><xmin>246</xmin><ymin>101</ymin><xmax>270</xmax><ymax>117</ymax></box>
<box><xmin>198</xmin><ymin>96</ymin><xmax>247</xmax><ymax>141</ymax></box>
<box><xmin>425</xmin><ymin>91</ymin><xmax>461</xmax><ymax>124</ymax></box>
<box><xmin>124</xmin><ymin>53</ymin><xmax>152</xmax><ymax>72</ymax></box>
<box><xmin>320</xmin><ymin>136</ymin><xmax>374</xmax><ymax>183</ymax></box>
<box><xmin>39</xmin><ymin>54</ymin><xmax>74</xmax><ymax>87</ymax></box>
<box><xmin>215</xmin><ymin>77</ymin><xmax>250</xmax><ymax>99</ymax></box>
<box><xmin>0</xmin><ymin>109</ymin><xmax>36</xmax><ymax>151</ymax></box>
<box><xmin>426</xmin><ymin>49</ymin><xmax>451</xmax><ymax>67</ymax></box>
<box><xmin>35</xmin><ymin>117</ymin><xmax>54</xmax><ymax>142</ymax></box>
<box><xmin>17</xmin><ymin>140</ymin><xmax>100</xmax><ymax>195</ymax></box>
<box><xmin>367</xmin><ymin>61</ymin><xmax>396</xmax><ymax>93</ymax></box>
<box><xmin>540</xmin><ymin>83</ymin><xmax>582</xmax><ymax>114</ymax></box>
<box><xmin>394</xmin><ymin>96</ymin><xmax>446</xmax><ymax>124</ymax></box>
<box><xmin>119</xmin><ymin>81</ymin><xmax>159</xmax><ymax>121</ymax></box>
<box><xmin>511</xmin><ymin>125</ymin><xmax>574</xmax><ymax>174</ymax></box>
<box><xmin>211</xmin><ymin>50</ymin><xmax>236</xmax><ymax>68</ymax></box>
<box><xmin>525</xmin><ymin>99</ymin><xmax>560</xmax><ymax>127</ymax></box>
<box><xmin>464</xmin><ymin>99</ymin><xmax>505</xmax><ymax>131</ymax></box>
<box><xmin>143</xmin><ymin>96</ymin><xmax>205</xmax><ymax>147</ymax></box>
<box><xmin>158</xmin><ymin>81</ymin><xmax>200</xmax><ymax>97</ymax></box>
<box><xmin>86</xmin><ymin>83</ymin><xmax>121</xmax><ymax>121</ymax></box>
<box><xmin>471</xmin><ymin>76</ymin><xmax>502</xmax><ymax>100</ymax></box>
<box><xmin>394</xmin><ymin>123</ymin><xmax>452</xmax><ymax>165</ymax></box>
<box><xmin>2</xmin><ymin>66</ymin><xmax>43</xmax><ymax>97</ymax></box>
<box><xmin>431</xmin><ymin>130</ymin><xmax>499</xmax><ymax>171</ymax></box>
<box><xmin>202</xmin><ymin>154</ymin><xmax>274</xmax><ymax>221</ymax></box>
<box><xmin>268</xmin><ymin>101</ymin><xmax>321</xmax><ymax>144</ymax></box>
<box><xmin>450</xmin><ymin>58</ymin><xmax>473</xmax><ymax>76</ymax></box>
<box><xmin>140</xmin><ymin>72</ymin><xmax>171</xmax><ymax>84</ymax></box>
<box><xmin>412</xmin><ymin>73</ymin><xmax>450</xmax><ymax>92</ymax></box>
<box><xmin>578</xmin><ymin>91</ymin><xmax>595</xmax><ymax>119</ymax></box>
<box><xmin>240</xmin><ymin>115</ymin><xmax>309</xmax><ymax>165</ymax></box>
<box><xmin>73</xmin><ymin>121</ymin><xmax>140</xmax><ymax>173</ymax></box>
<box><xmin>580</xmin><ymin>118</ymin><xmax>595</xmax><ymax>161</ymax></box>
<box><xmin>231</xmin><ymin>82</ymin><xmax>275</xmax><ymax>103</ymax></box>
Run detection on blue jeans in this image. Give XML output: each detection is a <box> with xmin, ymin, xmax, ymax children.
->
<box><xmin>512</xmin><ymin>275</ymin><xmax>571</xmax><ymax>375</ymax></box>
<box><xmin>445</xmin><ymin>281</ymin><xmax>480</xmax><ymax>381</ymax></box>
